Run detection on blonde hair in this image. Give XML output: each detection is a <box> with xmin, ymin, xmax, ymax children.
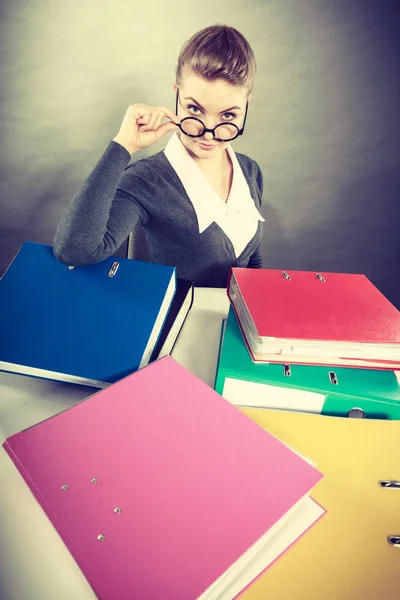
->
<box><xmin>176</xmin><ymin>24</ymin><xmax>257</xmax><ymax>95</ymax></box>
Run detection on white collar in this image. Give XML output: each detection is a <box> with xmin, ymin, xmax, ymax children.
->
<box><xmin>164</xmin><ymin>132</ymin><xmax>264</xmax><ymax>233</ymax></box>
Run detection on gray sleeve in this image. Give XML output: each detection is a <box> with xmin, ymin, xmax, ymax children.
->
<box><xmin>248</xmin><ymin>160</ymin><xmax>264</xmax><ymax>268</ymax></box>
<box><xmin>254</xmin><ymin>159</ymin><xmax>264</xmax><ymax>203</ymax></box>
<box><xmin>53</xmin><ymin>141</ymin><xmax>150</xmax><ymax>267</ymax></box>
<box><xmin>247</xmin><ymin>243</ymin><xmax>262</xmax><ymax>268</ymax></box>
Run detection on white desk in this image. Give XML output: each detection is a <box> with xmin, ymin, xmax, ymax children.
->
<box><xmin>0</xmin><ymin>288</ymin><xmax>229</xmax><ymax>600</ymax></box>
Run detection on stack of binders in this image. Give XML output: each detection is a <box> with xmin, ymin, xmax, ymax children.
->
<box><xmin>214</xmin><ymin>268</ymin><xmax>400</xmax><ymax>419</ymax></box>
<box><xmin>0</xmin><ymin>243</ymin><xmax>329</xmax><ymax>597</ymax></box>
<box><xmin>2</xmin><ymin>250</ymin><xmax>398</xmax><ymax>597</ymax></box>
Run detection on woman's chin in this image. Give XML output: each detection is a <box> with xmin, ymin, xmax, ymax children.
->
<box><xmin>186</xmin><ymin>139</ymin><xmax>224</xmax><ymax>159</ymax></box>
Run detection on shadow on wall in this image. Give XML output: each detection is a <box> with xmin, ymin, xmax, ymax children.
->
<box><xmin>0</xmin><ymin>164</ymin><xmax>131</xmax><ymax>264</ymax></box>
<box><xmin>260</xmin><ymin>201</ymin><xmax>295</xmax><ymax>269</ymax></box>
<box><xmin>0</xmin><ymin>166</ymin><xmax>77</xmax><ymax>269</ymax></box>
<box><xmin>265</xmin><ymin>165</ymin><xmax>400</xmax><ymax>308</ymax></box>
<box><xmin>0</xmin><ymin>83</ymin><xmax>159</xmax><ymax>271</ymax></box>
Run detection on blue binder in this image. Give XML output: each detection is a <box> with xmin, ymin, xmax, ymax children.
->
<box><xmin>0</xmin><ymin>242</ymin><xmax>176</xmax><ymax>387</ymax></box>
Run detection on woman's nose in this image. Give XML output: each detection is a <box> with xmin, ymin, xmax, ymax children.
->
<box><xmin>203</xmin><ymin>132</ymin><xmax>214</xmax><ymax>141</ymax></box>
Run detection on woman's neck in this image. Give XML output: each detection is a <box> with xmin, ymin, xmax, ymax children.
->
<box><xmin>195</xmin><ymin>152</ymin><xmax>227</xmax><ymax>173</ymax></box>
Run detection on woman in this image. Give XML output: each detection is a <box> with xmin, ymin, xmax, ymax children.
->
<box><xmin>53</xmin><ymin>24</ymin><xmax>265</xmax><ymax>287</ymax></box>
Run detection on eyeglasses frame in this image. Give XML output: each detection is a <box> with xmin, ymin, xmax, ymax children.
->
<box><xmin>174</xmin><ymin>89</ymin><xmax>248</xmax><ymax>142</ymax></box>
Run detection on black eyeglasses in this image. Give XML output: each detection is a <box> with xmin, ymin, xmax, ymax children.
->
<box><xmin>175</xmin><ymin>90</ymin><xmax>248</xmax><ymax>142</ymax></box>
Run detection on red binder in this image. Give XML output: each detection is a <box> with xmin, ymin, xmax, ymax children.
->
<box><xmin>227</xmin><ymin>268</ymin><xmax>400</xmax><ymax>369</ymax></box>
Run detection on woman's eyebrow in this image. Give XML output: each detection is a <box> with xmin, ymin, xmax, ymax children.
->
<box><xmin>183</xmin><ymin>96</ymin><xmax>242</xmax><ymax>112</ymax></box>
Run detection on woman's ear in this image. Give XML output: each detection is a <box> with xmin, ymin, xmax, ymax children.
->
<box><xmin>173</xmin><ymin>82</ymin><xmax>178</xmax><ymax>93</ymax></box>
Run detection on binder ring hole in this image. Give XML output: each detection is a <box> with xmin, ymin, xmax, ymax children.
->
<box><xmin>97</xmin><ymin>534</ymin><xmax>106</xmax><ymax>542</ymax></box>
<box><xmin>379</xmin><ymin>480</ymin><xmax>400</xmax><ymax>489</ymax></box>
<box><xmin>108</xmin><ymin>262</ymin><xmax>119</xmax><ymax>277</ymax></box>
<box><xmin>282</xmin><ymin>271</ymin><xmax>291</xmax><ymax>280</ymax></box>
<box><xmin>316</xmin><ymin>273</ymin><xmax>326</xmax><ymax>282</ymax></box>
<box><xmin>283</xmin><ymin>365</ymin><xmax>291</xmax><ymax>377</ymax></box>
<box><xmin>328</xmin><ymin>371</ymin><xmax>338</xmax><ymax>385</ymax></box>
<box><xmin>90</xmin><ymin>478</ymin><xmax>98</xmax><ymax>484</ymax></box>
<box><xmin>114</xmin><ymin>507</ymin><xmax>122</xmax><ymax>514</ymax></box>
<box><xmin>61</xmin><ymin>485</ymin><xmax>68</xmax><ymax>491</ymax></box>
<box><xmin>388</xmin><ymin>536</ymin><xmax>400</xmax><ymax>546</ymax></box>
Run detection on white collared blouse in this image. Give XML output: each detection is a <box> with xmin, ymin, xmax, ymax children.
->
<box><xmin>164</xmin><ymin>132</ymin><xmax>264</xmax><ymax>258</ymax></box>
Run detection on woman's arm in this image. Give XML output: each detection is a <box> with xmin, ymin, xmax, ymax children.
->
<box><xmin>255</xmin><ymin>161</ymin><xmax>264</xmax><ymax>202</ymax></box>
<box><xmin>247</xmin><ymin>160</ymin><xmax>264</xmax><ymax>268</ymax></box>
<box><xmin>247</xmin><ymin>243</ymin><xmax>262</xmax><ymax>268</ymax></box>
<box><xmin>53</xmin><ymin>141</ymin><xmax>149</xmax><ymax>266</ymax></box>
<box><xmin>54</xmin><ymin>100</ymin><xmax>180</xmax><ymax>266</ymax></box>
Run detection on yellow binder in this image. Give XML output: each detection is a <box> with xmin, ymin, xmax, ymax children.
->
<box><xmin>239</xmin><ymin>409</ymin><xmax>399</xmax><ymax>600</ymax></box>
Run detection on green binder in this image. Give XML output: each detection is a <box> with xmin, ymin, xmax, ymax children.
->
<box><xmin>214</xmin><ymin>308</ymin><xmax>400</xmax><ymax>419</ymax></box>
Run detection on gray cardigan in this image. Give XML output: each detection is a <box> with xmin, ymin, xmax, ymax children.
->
<box><xmin>53</xmin><ymin>141</ymin><xmax>264</xmax><ymax>287</ymax></box>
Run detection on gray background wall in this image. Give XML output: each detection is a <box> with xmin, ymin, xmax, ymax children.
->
<box><xmin>1</xmin><ymin>0</ymin><xmax>399</xmax><ymax>306</ymax></box>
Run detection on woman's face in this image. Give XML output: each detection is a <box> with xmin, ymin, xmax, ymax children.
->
<box><xmin>174</xmin><ymin>71</ymin><xmax>249</xmax><ymax>161</ymax></box>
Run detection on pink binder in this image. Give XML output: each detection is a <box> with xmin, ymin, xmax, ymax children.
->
<box><xmin>3</xmin><ymin>357</ymin><xmax>325</xmax><ymax>599</ymax></box>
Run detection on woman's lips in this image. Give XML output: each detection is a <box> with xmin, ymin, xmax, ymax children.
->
<box><xmin>198</xmin><ymin>142</ymin><xmax>216</xmax><ymax>151</ymax></box>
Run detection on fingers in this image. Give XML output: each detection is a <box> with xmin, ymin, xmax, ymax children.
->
<box><xmin>146</xmin><ymin>109</ymin><xmax>163</xmax><ymax>132</ymax></box>
<box><xmin>134</xmin><ymin>106</ymin><xmax>151</xmax><ymax>127</ymax></box>
<box><xmin>154</xmin><ymin>121</ymin><xmax>179</xmax><ymax>142</ymax></box>
<box><xmin>155</xmin><ymin>106</ymin><xmax>180</xmax><ymax>125</ymax></box>
<box><xmin>133</xmin><ymin>104</ymin><xmax>179</xmax><ymax>127</ymax></box>
<box><xmin>153</xmin><ymin>110</ymin><xmax>166</xmax><ymax>131</ymax></box>
<box><xmin>121</xmin><ymin>104</ymin><xmax>179</xmax><ymax>152</ymax></box>
<box><xmin>135</xmin><ymin>107</ymin><xmax>159</xmax><ymax>131</ymax></box>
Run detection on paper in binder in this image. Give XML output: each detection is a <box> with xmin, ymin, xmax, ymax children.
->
<box><xmin>214</xmin><ymin>308</ymin><xmax>400</xmax><ymax>419</ymax></box>
<box><xmin>227</xmin><ymin>268</ymin><xmax>400</xmax><ymax>369</ymax></box>
<box><xmin>0</xmin><ymin>241</ymin><xmax>176</xmax><ymax>387</ymax></box>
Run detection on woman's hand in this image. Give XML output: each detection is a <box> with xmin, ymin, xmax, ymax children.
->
<box><xmin>113</xmin><ymin>104</ymin><xmax>180</xmax><ymax>155</ymax></box>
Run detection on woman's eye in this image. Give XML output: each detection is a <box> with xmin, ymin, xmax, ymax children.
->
<box><xmin>187</xmin><ymin>105</ymin><xmax>236</xmax><ymax>120</ymax></box>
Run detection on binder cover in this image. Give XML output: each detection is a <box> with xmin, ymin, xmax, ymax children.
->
<box><xmin>227</xmin><ymin>268</ymin><xmax>400</xmax><ymax>369</ymax></box>
<box><xmin>238</xmin><ymin>408</ymin><xmax>400</xmax><ymax>599</ymax></box>
<box><xmin>215</xmin><ymin>308</ymin><xmax>400</xmax><ymax>419</ymax></box>
<box><xmin>2</xmin><ymin>357</ymin><xmax>325</xmax><ymax>600</ymax></box>
<box><xmin>150</xmin><ymin>278</ymin><xmax>194</xmax><ymax>361</ymax></box>
<box><xmin>0</xmin><ymin>242</ymin><xmax>176</xmax><ymax>387</ymax></box>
